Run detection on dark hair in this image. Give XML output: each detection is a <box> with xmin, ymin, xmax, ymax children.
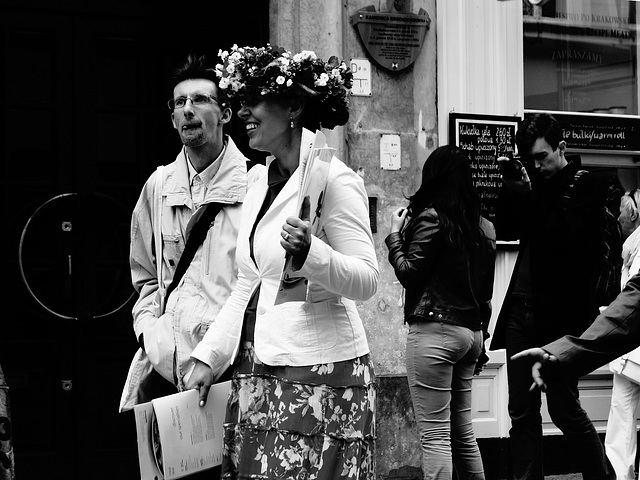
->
<box><xmin>515</xmin><ymin>113</ymin><xmax>563</xmax><ymax>154</ymax></box>
<box><xmin>244</xmin><ymin>81</ymin><xmax>350</xmax><ymax>132</ymax></box>
<box><xmin>297</xmin><ymin>90</ymin><xmax>350</xmax><ymax>131</ymax></box>
<box><xmin>168</xmin><ymin>54</ymin><xmax>230</xmax><ymax>107</ymax></box>
<box><xmin>407</xmin><ymin>145</ymin><xmax>483</xmax><ymax>250</ymax></box>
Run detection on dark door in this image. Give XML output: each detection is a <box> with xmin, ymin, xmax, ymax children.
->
<box><xmin>0</xmin><ymin>2</ymin><xmax>268</xmax><ymax>478</ymax></box>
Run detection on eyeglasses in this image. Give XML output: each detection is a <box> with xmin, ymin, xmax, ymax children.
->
<box><xmin>167</xmin><ymin>94</ymin><xmax>224</xmax><ymax>110</ymax></box>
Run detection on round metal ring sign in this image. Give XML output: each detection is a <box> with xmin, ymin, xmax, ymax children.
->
<box><xmin>19</xmin><ymin>193</ymin><xmax>135</xmax><ymax>320</ymax></box>
<box><xmin>351</xmin><ymin>6</ymin><xmax>431</xmax><ymax>72</ymax></box>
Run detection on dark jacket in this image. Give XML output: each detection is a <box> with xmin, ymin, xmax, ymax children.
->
<box><xmin>385</xmin><ymin>207</ymin><xmax>497</xmax><ymax>334</ymax></box>
<box><xmin>490</xmin><ymin>161</ymin><xmax>605</xmax><ymax>349</ymax></box>
<box><xmin>544</xmin><ymin>273</ymin><xmax>640</xmax><ymax>379</ymax></box>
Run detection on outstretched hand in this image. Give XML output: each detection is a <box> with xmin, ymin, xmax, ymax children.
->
<box><xmin>281</xmin><ymin>195</ymin><xmax>312</xmax><ymax>270</ymax></box>
<box><xmin>510</xmin><ymin>348</ymin><xmax>558</xmax><ymax>392</ymax></box>
<box><xmin>184</xmin><ymin>359</ymin><xmax>215</xmax><ymax>407</ymax></box>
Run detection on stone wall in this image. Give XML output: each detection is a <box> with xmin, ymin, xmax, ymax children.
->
<box><xmin>269</xmin><ymin>0</ymin><xmax>438</xmax><ymax>476</ymax></box>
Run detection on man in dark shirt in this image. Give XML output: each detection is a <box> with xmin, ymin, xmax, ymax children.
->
<box><xmin>490</xmin><ymin>113</ymin><xmax>613</xmax><ymax>480</ymax></box>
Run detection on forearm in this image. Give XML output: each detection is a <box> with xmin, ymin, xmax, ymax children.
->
<box><xmin>190</xmin><ymin>272</ymin><xmax>252</xmax><ymax>376</ymax></box>
<box><xmin>297</xmin><ymin>233</ymin><xmax>379</xmax><ymax>301</ymax></box>
<box><xmin>544</xmin><ymin>275</ymin><xmax>640</xmax><ymax>377</ymax></box>
<box><xmin>385</xmin><ymin>217</ymin><xmax>440</xmax><ymax>287</ymax></box>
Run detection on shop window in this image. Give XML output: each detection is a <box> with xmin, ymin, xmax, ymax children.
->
<box><xmin>524</xmin><ymin>0</ymin><xmax>639</xmax><ymax>115</ymax></box>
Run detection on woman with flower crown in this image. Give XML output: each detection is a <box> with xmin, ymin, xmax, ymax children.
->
<box><xmin>185</xmin><ymin>44</ymin><xmax>379</xmax><ymax>479</ymax></box>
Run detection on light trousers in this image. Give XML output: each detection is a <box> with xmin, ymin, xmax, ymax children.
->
<box><xmin>605</xmin><ymin>372</ymin><xmax>640</xmax><ymax>480</ymax></box>
<box><xmin>406</xmin><ymin>320</ymin><xmax>485</xmax><ymax>480</ymax></box>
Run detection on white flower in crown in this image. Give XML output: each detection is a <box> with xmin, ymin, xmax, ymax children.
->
<box><xmin>293</xmin><ymin>50</ymin><xmax>317</xmax><ymax>62</ymax></box>
<box><xmin>215</xmin><ymin>44</ymin><xmax>353</xmax><ymax>109</ymax></box>
<box><xmin>315</xmin><ymin>73</ymin><xmax>329</xmax><ymax>87</ymax></box>
<box><xmin>279</xmin><ymin>57</ymin><xmax>290</xmax><ymax>69</ymax></box>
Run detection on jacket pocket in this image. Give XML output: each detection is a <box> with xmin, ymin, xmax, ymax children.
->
<box><xmin>162</xmin><ymin>234</ymin><xmax>183</xmax><ymax>269</ymax></box>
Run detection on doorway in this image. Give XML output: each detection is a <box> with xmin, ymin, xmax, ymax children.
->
<box><xmin>0</xmin><ymin>2</ymin><xmax>268</xmax><ymax>478</ymax></box>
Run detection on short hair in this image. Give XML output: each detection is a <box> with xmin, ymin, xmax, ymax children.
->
<box><xmin>168</xmin><ymin>54</ymin><xmax>229</xmax><ymax>107</ymax></box>
<box><xmin>515</xmin><ymin>113</ymin><xmax>564</xmax><ymax>154</ymax></box>
<box><xmin>621</xmin><ymin>189</ymin><xmax>640</xmax><ymax>217</ymax></box>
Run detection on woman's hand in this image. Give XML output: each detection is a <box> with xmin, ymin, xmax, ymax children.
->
<box><xmin>282</xmin><ymin>195</ymin><xmax>312</xmax><ymax>270</ymax></box>
<box><xmin>184</xmin><ymin>359</ymin><xmax>215</xmax><ymax>407</ymax></box>
<box><xmin>390</xmin><ymin>207</ymin><xmax>408</xmax><ymax>233</ymax></box>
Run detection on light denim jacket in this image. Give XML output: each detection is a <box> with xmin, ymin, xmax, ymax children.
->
<box><xmin>120</xmin><ymin>137</ymin><xmax>263</xmax><ymax>411</ymax></box>
<box><xmin>190</xmin><ymin>129</ymin><xmax>379</xmax><ymax>376</ymax></box>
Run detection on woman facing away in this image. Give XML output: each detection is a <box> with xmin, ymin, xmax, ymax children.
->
<box><xmin>185</xmin><ymin>44</ymin><xmax>379</xmax><ymax>479</ymax></box>
<box><xmin>385</xmin><ymin>145</ymin><xmax>496</xmax><ymax>480</ymax></box>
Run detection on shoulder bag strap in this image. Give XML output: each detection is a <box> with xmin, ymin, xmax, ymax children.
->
<box><xmin>161</xmin><ymin>160</ymin><xmax>257</xmax><ymax>312</ymax></box>
<box><xmin>163</xmin><ymin>202</ymin><xmax>224</xmax><ymax>310</ymax></box>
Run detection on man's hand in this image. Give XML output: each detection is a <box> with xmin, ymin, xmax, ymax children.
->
<box><xmin>511</xmin><ymin>348</ymin><xmax>559</xmax><ymax>392</ymax></box>
<box><xmin>498</xmin><ymin>156</ymin><xmax>531</xmax><ymax>194</ymax></box>
<box><xmin>184</xmin><ymin>359</ymin><xmax>215</xmax><ymax>407</ymax></box>
<box><xmin>474</xmin><ymin>348</ymin><xmax>490</xmax><ymax>376</ymax></box>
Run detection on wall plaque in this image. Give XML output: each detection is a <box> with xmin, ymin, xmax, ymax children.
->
<box><xmin>350</xmin><ymin>6</ymin><xmax>430</xmax><ymax>72</ymax></box>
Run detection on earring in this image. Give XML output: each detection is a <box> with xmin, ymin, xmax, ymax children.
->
<box><xmin>290</xmin><ymin>116</ymin><xmax>294</xmax><ymax>129</ymax></box>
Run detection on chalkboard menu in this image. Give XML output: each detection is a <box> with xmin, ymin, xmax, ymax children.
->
<box><xmin>449</xmin><ymin>113</ymin><xmax>520</xmax><ymax>230</ymax></box>
<box><xmin>526</xmin><ymin>110</ymin><xmax>640</xmax><ymax>152</ymax></box>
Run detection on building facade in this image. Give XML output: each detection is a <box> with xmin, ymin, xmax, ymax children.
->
<box><xmin>270</xmin><ymin>0</ymin><xmax>640</xmax><ymax>478</ymax></box>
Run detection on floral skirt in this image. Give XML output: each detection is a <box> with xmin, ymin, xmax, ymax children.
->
<box><xmin>221</xmin><ymin>341</ymin><xmax>376</xmax><ymax>479</ymax></box>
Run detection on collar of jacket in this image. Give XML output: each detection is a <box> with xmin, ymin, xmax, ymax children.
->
<box><xmin>162</xmin><ymin>135</ymin><xmax>249</xmax><ymax>209</ymax></box>
<box><xmin>533</xmin><ymin>158</ymin><xmax>579</xmax><ymax>192</ymax></box>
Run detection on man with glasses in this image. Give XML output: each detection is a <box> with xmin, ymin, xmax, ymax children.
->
<box><xmin>120</xmin><ymin>55</ymin><xmax>263</xmax><ymax>414</ymax></box>
<box><xmin>490</xmin><ymin>112</ymin><xmax>614</xmax><ymax>480</ymax></box>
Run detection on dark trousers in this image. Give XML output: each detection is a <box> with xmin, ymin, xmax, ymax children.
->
<box><xmin>505</xmin><ymin>300</ymin><xmax>614</xmax><ymax>480</ymax></box>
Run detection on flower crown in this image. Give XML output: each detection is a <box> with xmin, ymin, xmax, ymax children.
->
<box><xmin>215</xmin><ymin>44</ymin><xmax>353</xmax><ymax>108</ymax></box>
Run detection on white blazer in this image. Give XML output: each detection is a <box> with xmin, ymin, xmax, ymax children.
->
<box><xmin>191</xmin><ymin>129</ymin><xmax>379</xmax><ymax>375</ymax></box>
